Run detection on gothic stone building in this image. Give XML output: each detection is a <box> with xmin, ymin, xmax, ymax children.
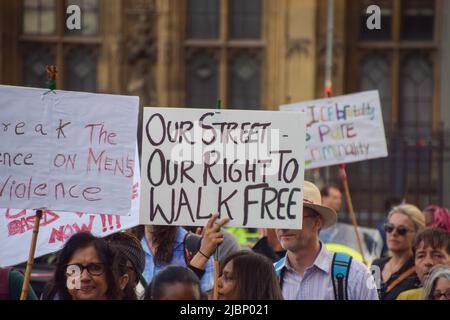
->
<box><xmin>1</xmin><ymin>0</ymin><xmax>449</xmax><ymax>226</ymax></box>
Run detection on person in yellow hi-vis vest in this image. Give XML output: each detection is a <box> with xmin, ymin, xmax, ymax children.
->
<box><xmin>325</xmin><ymin>243</ymin><xmax>364</xmax><ymax>263</ymax></box>
<box><xmin>226</xmin><ymin>227</ymin><xmax>259</xmax><ymax>247</ymax></box>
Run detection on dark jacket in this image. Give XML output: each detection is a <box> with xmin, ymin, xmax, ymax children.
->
<box><xmin>252</xmin><ymin>237</ymin><xmax>286</xmax><ymax>263</ymax></box>
<box><xmin>372</xmin><ymin>256</ymin><xmax>421</xmax><ymax>300</ymax></box>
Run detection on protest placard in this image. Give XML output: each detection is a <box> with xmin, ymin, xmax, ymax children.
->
<box><xmin>0</xmin><ymin>85</ymin><xmax>139</xmax><ymax>215</ymax></box>
<box><xmin>0</xmin><ymin>156</ymin><xmax>141</xmax><ymax>268</ymax></box>
<box><xmin>140</xmin><ymin>107</ymin><xmax>306</xmax><ymax>229</ymax></box>
<box><xmin>279</xmin><ymin>90</ymin><xmax>388</xmax><ymax>169</ymax></box>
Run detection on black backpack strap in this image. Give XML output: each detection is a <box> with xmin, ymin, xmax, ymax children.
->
<box><xmin>183</xmin><ymin>232</ymin><xmax>203</xmax><ymax>265</ymax></box>
<box><xmin>331</xmin><ymin>252</ymin><xmax>352</xmax><ymax>300</ymax></box>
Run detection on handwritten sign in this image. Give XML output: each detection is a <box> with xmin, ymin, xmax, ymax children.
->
<box><xmin>280</xmin><ymin>90</ymin><xmax>388</xmax><ymax>169</ymax></box>
<box><xmin>0</xmin><ymin>160</ymin><xmax>141</xmax><ymax>268</ymax></box>
<box><xmin>140</xmin><ymin>107</ymin><xmax>306</xmax><ymax>229</ymax></box>
<box><xmin>0</xmin><ymin>85</ymin><xmax>139</xmax><ymax>215</ymax></box>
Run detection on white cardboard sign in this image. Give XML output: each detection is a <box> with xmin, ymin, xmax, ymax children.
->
<box><xmin>0</xmin><ymin>159</ymin><xmax>141</xmax><ymax>268</ymax></box>
<box><xmin>140</xmin><ymin>107</ymin><xmax>306</xmax><ymax>229</ymax></box>
<box><xmin>0</xmin><ymin>85</ymin><xmax>139</xmax><ymax>215</ymax></box>
<box><xmin>280</xmin><ymin>90</ymin><xmax>388</xmax><ymax>169</ymax></box>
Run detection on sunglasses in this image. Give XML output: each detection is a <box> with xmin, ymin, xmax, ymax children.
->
<box><xmin>65</xmin><ymin>263</ymin><xmax>105</xmax><ymax>276</ymax></box>
<box><xmin>432</xmin><ymin>289</ymin><xmax>450</xmax><ymax>300</ymax></box>
<box><xmin>383</xmin><ymin>223</ymin><xmax>413</xmax><ymax>236</ymax></box>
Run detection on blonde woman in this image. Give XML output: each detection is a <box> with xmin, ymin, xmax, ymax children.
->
<box><xmin>422</xmin><ymin>265</ymin><xmax>450</xmax><ymax>300</ymax></box>
<box><xmin>372</xmin><ymin>204</ymin><xmax>425</xmax><ymax>300</ymax></box>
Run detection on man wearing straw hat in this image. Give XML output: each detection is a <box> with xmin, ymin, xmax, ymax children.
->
<box><xmin>274</xmin><ymin>181</ymin><xmax>379</xmax><ymax>300</ymax></box>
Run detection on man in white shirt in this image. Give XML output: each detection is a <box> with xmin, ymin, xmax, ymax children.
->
<box><xmin>274</xmin><ymin>181</ymin><xmax>379</xmax><ymax>300</ymax></box>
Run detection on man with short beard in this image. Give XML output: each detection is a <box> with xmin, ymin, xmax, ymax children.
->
<box><xmin>274</xmin><ymin>181</ymin><xmax>378</xmax><ymax>300</ymax></box>
<box><xmin>397</xmin><ymin>228</ymin><xmax>450</xmax><ymax>300</ymax></box>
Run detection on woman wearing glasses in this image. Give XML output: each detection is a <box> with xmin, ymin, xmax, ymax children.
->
<box><xmin>422</xmin><ymin>264</ymin><xmax>450</xmax><ymax>300</ymax></box>
<box><xmin>372</xmin><ymin>204</ymin><xmax>425</xmax><ymax>300</ymax></box>
<box><xmin>43</xmin><ymin>232</ymin><xmax>130</xmax><ymax>300</ymax></box>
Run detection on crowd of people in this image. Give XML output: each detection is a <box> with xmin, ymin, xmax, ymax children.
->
<box><xmin>1</xmin><ymin>180</ymin><xmax>449</xmax><ymax>301</ymax></box>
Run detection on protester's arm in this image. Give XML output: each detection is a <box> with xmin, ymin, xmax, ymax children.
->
<box><xmin>188</xmin><ymin>214</ymin><xmax>230</xmax><ymax>271</ymax></box>
<box><xmin>187</xmin><ymin>264</ymin><xmax>205</xmax><ymax>278</ymax></box>
<box><xmin>9</xmin><ymin>270</ymin><xmax>38</xmax><ymax>300</ymax></box>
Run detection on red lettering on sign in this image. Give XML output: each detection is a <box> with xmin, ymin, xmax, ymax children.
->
<box><xmin>5</xmin><ymin>209</ymin><xmax>27</xmax><ymax>219</ymax></box>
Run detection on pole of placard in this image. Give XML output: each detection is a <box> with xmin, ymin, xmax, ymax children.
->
<box><xmin>213</xmin><ymin>99</ymin><xmax>222</xmax><ymax>300</ymax></box>
<box><xmin>20</xmin><ymin>209</ymin><xmax>44</xmax><ymax>300</ymax></box>
<box><xmin>338</xmin><ymin>165</ymin><xmax>366</xmax><ymax>264</ymax></box>
<box><xmin>324</xmin><ymin>0</ymin><xmax>334</xmax><ymax>97</ymax></box>
<box><xmin>20</xmin><ymin>66</ymin><xmax>57</xmax><ymax>300</ymax></box>
<box><xmin>213</xmin><ymin>243</ymin><xmax>220</xmax><ymax>300</ymax></box>
<box><xmin>323</xmin><ymin>6</ymin><xmax>366</xmax><ymax>264</ymax></box>
<box><xmin>323</xmin><ymin>0</ymin><xmax>335</xmax><ymax>184</ymax></box>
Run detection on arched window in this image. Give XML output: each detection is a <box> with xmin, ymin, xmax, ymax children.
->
<box><xmin>21</xmin><ymin>0</ymin><xmax>100</xmax><ymax>91</ymax></box>
<box><xmin>185</xmin><ymin>0</ymin><xmax>264</xmax><ymax>110</ymax></box>
<box><xmin>360</xmin><ymin>54</ymin><xmax>391</xmax><ymax>126</ymax></box>
<box><xmin>402</xmin><ymin>0</ymin><xmax>435</xmax><ymax>40</ymax></box>
<box><xmin>23</xmin><ymin>0</ymin><xmax>56</xmax><ymax>35</ymax></box>
<box><xmin>346</xmin><ymin>0</ymin><xmax>441</xmax><ymax>223</ymax></box>
<box><xmin>187</xmin><ymin>0</ymin><xmax>219</xmax><ymax>39</ymax></box>
<box><xmin>229</xmin><ymin>51</ymin><xmax>261</xmax><ymax>109</ymax></box>
<box><xmin>65</xmin><ymin>46</ymin><xmax>98</xmax><ymax>92</ymax></box>
<box><xmin>186</xmin><ymin>50</ymin><xmax>218</xmax><ymax>108</ymax></box>
<box><xmin>22</xmin><ymin>46</ymin><xmax>55</xmax><ymax>87</ymax></box>
<box><xmin>400</xmin><ymin>54</ymin><xmax>433</xmax><ymax>131</ymax></box>
<box><xmin>229</xmin><ymin>0</ymin><xmax>262</xmax><ymax>39</ymax></box>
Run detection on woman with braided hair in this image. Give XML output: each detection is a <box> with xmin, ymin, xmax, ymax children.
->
<box><xmin>106</xmin><ymin>231</ymin><xmax>146</xmax><ymax>299</ymax></box>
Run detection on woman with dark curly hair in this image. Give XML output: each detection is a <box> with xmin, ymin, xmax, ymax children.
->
<box><xmin>42</xmin><ymin>232</ymin><xmax>130</xmax><ymax>300</ymax></box>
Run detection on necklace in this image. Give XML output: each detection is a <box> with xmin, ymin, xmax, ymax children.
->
<box><xmin>383</xmin><ymin>258</ymin><xmax>405</xmax><ymax>281</ymax></box>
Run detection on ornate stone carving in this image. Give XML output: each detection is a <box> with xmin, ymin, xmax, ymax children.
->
<box><xmin>286</xmin><ymin>38</ymin><xmax>312</xmax><ymax>58</ymax></box>
<box><xmin>125</xmin><ymin>0</ymin><xmax>158</xmax><ymax>106</ymax></box>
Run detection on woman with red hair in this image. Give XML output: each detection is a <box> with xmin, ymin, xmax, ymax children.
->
<box><xmin>424</xmin><ymin>206</ymin><xmax>450</xmax><ymax>233</ymax></box>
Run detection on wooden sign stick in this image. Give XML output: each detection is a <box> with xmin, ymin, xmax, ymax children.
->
<box><xmin>213</xmin><ymin>247</ymin><xmax>220</xmax><ymax>300</ymax></box>
<box><xmin>20</xmin><ymin>209</ymin><xmax>44</xmax><ymax>300</ymax></box>
<box><xmin>21</xmin><ymin>67</ymin><xmax>56</xmax><ymax>300</ymax></box>
<box><xmin>213</xmin><ymin>99</ymin><xmax>222</xmax><ymax>301</ymax></box>
<box><xmin>338</xmin><ymin>165</ymin><xmax>366</xmax><ymax>264</ymax></box>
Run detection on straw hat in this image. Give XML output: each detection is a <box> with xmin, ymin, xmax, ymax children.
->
<box><xmin>303</xmin><ymin>181</ymin><xmax>337</xmax><ymax>229</ymax></box>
